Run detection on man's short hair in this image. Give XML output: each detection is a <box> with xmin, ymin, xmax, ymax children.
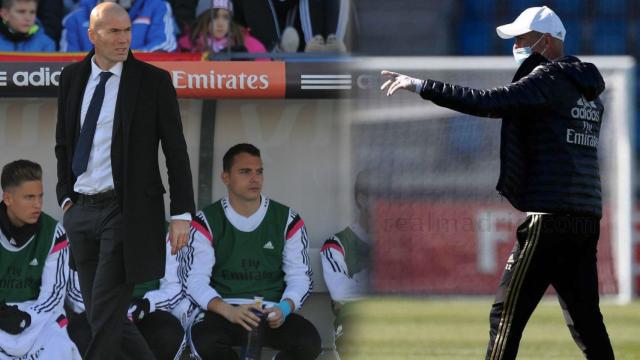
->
<box><xmin>1</xmin><ymin>160</ymin><xmax>42</xmax><ymax>191</ymax></box>
<box><xmin>223</xmin><ymin>143</ymin><xmax>261</xmax><ymax>172</ymax></box>
<box><xmin>1</xmin><ymin>0</ymin><xmax>38</xmax><ymax>10</ymax></box>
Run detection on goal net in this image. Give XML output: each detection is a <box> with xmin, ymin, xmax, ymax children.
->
<box><xmin>349</xmin><ymin>56</ymin><xmax>636</xmax><ymax>304</ymax></box>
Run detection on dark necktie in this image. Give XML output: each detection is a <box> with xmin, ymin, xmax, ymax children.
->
<box><xmin>72</xmin><ymin>71</ymin><xmax>113</xmax><ymax>177</ymax></box>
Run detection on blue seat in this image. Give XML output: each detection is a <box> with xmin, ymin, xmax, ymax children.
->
<box><xmin>561</xmin><ymin>18</ymin><xmax>581</xmax><ymax>55</ymax></box>
<box><xmin>593</xmin><ymin>20</ymin><xmax>627</xmax><ymax>54</ymax></box>
<box><xmin>464</xmin><ymin>0</ymin><xmax>496</xmax><ymax>20</ymax></box>
<box><xmin>459</xmin><ymin>21</ymin><xmax>494</xmax><ymax>55</ymax></box>
<box><xmin>595</xmin><ymin>0</ymin><xmax>627</xmax><ymax>16</ymax></box>
<box><xmin>508</xmin><ymin>0</ymin><xmax>545</xmax><ymax>18</ymax></box>
<box><xmin>550</xmin><ymin>0</ymin><xmax>585</xmax><ymax>18</ymax></box>
<box><xmin>500</xmin><ymin>38</ymin><xmax>515</xmax><ymax>55</ymax></box>
<box><xmin>562</xmin><ymin>38</ymin><xmax>580</xmax><ymax>56</ymax></box>
<box><xmin>636</xmin><ymin>99</ymin><xmax>640</xmax><ymax>151</ymax></box>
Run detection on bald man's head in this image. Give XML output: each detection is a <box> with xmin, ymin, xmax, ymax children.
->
<box><xmin>89</xmin><ymin>2</ymin><xmax>129</xmax><ymax>31</ymax></box>
<box><xmin>88</xmin><ymin>1</ymin><xmax>131</xmax><ymax>70</ymax></box>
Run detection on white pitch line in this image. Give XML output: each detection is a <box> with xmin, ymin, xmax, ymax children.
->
<box><xmin>301</xmin><ymin>74</ymin><xmax>352</xmax><ymax>79</ymax></box>
<box><xmin>300</xmin><ymin>85</ymin><xmax>352</xmax><ymax>90</ymax></box>
<box><xmin>301</xmin><ymin>80</ymin><xmax>352</xmax><ymax>84</ymax></box>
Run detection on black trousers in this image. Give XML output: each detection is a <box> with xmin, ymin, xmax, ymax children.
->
<box><xmin>485</xmin><ymin>214</ymin><xmax>615</xmax><ymax>360</ymax></box>
<box><xmin>233</xmin><ymin>0</ymin><xmax>297</xmax><ymax>50</ymax></box>
<box><xmin>64</xmin><ymin>195</ymin><xmax>155</xmax><ymax>360</ymax></box>
<box><xmin>234</xmin><ymin>0</ymin><xmax>345</xmax><ymax>51</ymax></box>
<box><xmin>67</xmin><ymin>310</ymin><xmax>185</xmax><ymax>360</ymax></box>
<box><xmin>191</xmin><ymin>311</ymin><xmax>322</xmax><ymax>360</ymax></box>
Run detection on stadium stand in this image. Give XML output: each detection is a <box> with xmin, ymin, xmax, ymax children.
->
<box><xmin>593</xmin><ymin>19</ymin><xmax>627</xmax><ymax>54</ymax></box>
<box><xmin>60</xmin><ymin>0</ymin><xmax>177</xmax><ymax>52</ymax></box>
<box><xmin>0</xmin><ymin>0</ymin><xmax>56</xmax><ymax>52</ymax></box>
<box><xmin>37</xmin><ymin>0</ymin><xmax>64</xmax><ymax>46</ymax></box>
<box><xmin>596</xmin><ymin>0</ymin><xmax>627</xmax><ymax>17</ymax></box>
<box><xmin>458</xmin><ymin>20</ymin><xmax>494</xmax><ymax>55</ymax></box>
<box><xmin>166</xmin><ymin>0</ymin><xmax>199</xmax><ymax>33</ymax></box>
<box><xmin>551</xmin><ymin>0</ymin><xmax>584</xmax><ymax>18</ymax></box>
<box><xmin>178</xmin><ymin>0</ymin><xmax>267</xmax><ymax>56</ymax></box>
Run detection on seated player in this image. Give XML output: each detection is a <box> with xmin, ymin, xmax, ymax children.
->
<box><xmin>0</xmin><ymin>160</ymin><xmax>80</xmax><ymax>359</ymax></box>
<box><xmin>66</xmin><ymin>232</ymin><xmax>195</xmax><ymax>359</ymax></box>
<box><xmin>184</xmin><ymin>143</ymin><xmax>322</xmax><ymax>360</ymax></box>
<box><xmin>321</xmin><ymin>170</ymin><xmax>371</xmax><ymax>356</ymax></box>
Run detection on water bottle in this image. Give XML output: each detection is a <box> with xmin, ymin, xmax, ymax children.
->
<box><xmin>241</xmin><ymin>296</ymin><xmax>265</xmax><ymax>360</ymax></box>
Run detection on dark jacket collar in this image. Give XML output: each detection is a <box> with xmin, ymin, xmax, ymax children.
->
<box><xmin>0</xmin><ymin>202</ymin><xmax>40</xmax><ymax>248</ymax></box>
<box><xmin>79</xmin><ymin>49</ymin><xmax>138</xmax><ymax>69</ymax></box>
<box><xmin>512</xmin><ymin>52</ymin><xmax>548</xmax><ymax>83</ymax></box>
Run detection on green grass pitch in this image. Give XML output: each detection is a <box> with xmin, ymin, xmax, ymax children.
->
<box><xmin>340</xmin><ymin>297</ymin><xmax>640</xmax><ymax>360</ymax></box>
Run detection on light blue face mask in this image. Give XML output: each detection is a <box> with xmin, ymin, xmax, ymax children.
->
<box><xmin>512</xmin><ymin>35</ymin><xmax>546</xmax><ymax>66</ymax></box>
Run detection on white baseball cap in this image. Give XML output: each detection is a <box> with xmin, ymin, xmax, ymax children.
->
<box><xmin>496</xmin><ymin>6</ymin><xmax>566</xmax><ymax>41</ymax></box>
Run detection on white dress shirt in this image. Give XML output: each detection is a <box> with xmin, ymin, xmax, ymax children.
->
<box><xmin>65</xmin><ymin>57</ymin><xmax>190</xmax><ymax>221</ymax></box>
<box><xmin>73</xmin><ymin>57</ymin><xmax>121</xmax><ymax>195</ymax></box>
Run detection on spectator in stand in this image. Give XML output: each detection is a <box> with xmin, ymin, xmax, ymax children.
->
<box><xmin>165</xmin><ymin>0</ymin><xmax>197</xmax><ymax>36</ymax></box>
<box><xmin>63</xmin><ymin>0</ymin><xmax>80</xmax><ymax>13</ymax></box>
<box><xmin>300</xmin><ymin>0</ymin><xmax>348</xmax><ymax>52</ymax></box>
<box><xmin>232</xmin><ymin>0</ymin><xmax>300</xmax><ymax>52</ymax></box>
<box><xmin>60</xmin><ymin>0</ymin><xmax>177</xmax><ymax>52</ymax></box>
<box><xmin>232</xmin><ymin>0</ymin><xmax>349</xmax><ymax>53</ymax></box>
<box><xmin>178</xmin><ymin>0</ymin><xmax>266</xmax><ymax>57</ymax></box>
<box><xmin>0</xmin><ymin>0</ymin><xmax>56</xmax><ymax>51</ymax></box>
<box><xmin>37</xmin><ymin>0</ymin><xmax>63</xmax><ymax>46</ymax></box>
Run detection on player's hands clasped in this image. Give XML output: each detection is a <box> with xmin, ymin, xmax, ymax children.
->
<box><xmin>226</xmin><ymin>303</ymin><xmax>263</xmax><ymax>331</ymax></box>
<box><xmin>380</xmin><ymin>70</ymin><xmax>423</xmax><ymax>96</ymax></box>
<box><xmin>264</xmin><ymin>306</ymin><xmax>285</xmax><ymax>329</ymax></box>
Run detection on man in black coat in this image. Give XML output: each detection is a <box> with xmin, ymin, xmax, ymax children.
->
<box><xmin>381</xmin><ymin>6</ymin><xmax>614</xmax><ymax>360</ymax></box>
<box><xmin>55</xmin><ymin>2</ymin><xmax>195</xmax><ymax>359</ymax></box>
